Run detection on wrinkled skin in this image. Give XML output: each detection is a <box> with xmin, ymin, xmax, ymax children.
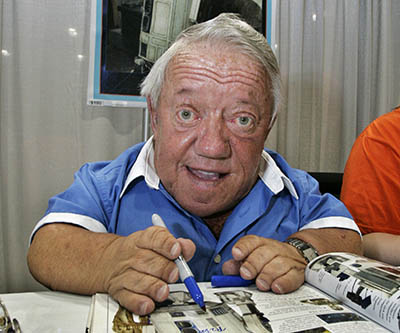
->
<box><xmin>149</xmin><ymin>43</ymin><xmax>272</xmax><ymax>218</ymax></box>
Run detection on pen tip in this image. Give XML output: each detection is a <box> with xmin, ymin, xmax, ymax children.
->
<box><xmin>201</xmin><ymin>305</ymin><xmax>206</xmax><ymax>312</ymax></box>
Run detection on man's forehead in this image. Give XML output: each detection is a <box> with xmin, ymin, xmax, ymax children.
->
<box><xmin>166</xmin><ymin>44</ymin><xmax>267</xmax><ymax>88</ymax></box>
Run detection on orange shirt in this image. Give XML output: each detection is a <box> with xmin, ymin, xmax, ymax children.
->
<box><xmin>341</xmin><ymin>106</ymin><xmax>400</xmax><ymax>235</ymax></box>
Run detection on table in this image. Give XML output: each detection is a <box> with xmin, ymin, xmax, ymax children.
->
<box><xmin>0</xmin><ymin>291</ymin><xmax>92</xmax><ymax>332</ymax></box>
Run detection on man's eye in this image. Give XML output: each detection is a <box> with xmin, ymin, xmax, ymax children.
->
<box><xmin>178</xmin><ymin>110</ymin><xmax>194</xmax><ymax>121</ymax></box>
<box><xmin>236</xmin><ymin>116</ymin><xmax>252</xmax><ymax>127</ymax></box>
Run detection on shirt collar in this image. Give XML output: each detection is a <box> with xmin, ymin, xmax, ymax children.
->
<box><xmin>120</xmin><ymin>137</ymin><xmax>159</xmax><ymax>198</ymax></box>
<box><xmin>120</xmin><ymin>136</ymin><xmax>299</xmax><ymax>200</ymax></box>
<box><xmin>258</xmin><ymin>150</ymin><xmax>299</xmax><ymax>199</ymax></box>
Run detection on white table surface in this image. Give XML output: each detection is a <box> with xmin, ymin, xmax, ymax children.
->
<box><xmin>0</xmin><ymin>291</ymin><xmax>92</xmax><ymax>333</ymax></box>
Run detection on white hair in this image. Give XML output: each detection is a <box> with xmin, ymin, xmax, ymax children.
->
<box><xmin>140</xmin><ymin>13</ymin><xmax>282</xmax><ymax>126</ymax></box>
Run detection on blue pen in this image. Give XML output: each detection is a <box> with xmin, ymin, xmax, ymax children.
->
<box><xmin>151</xmin><ymin>214</ymin><xmax>206</xmax><ymax>311</ymax></box>
<box><xmin>211</xmin><ymin>275</ymin><xmax>255</xmax><ymax>288</ymax></box>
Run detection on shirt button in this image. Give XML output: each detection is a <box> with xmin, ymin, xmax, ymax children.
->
<box><xmin>214</xmin><ymin>254</ymin><xmax>221</xmax><ymax>264</ymax></box>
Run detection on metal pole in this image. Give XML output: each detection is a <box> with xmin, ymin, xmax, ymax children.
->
<box><xmin>143</xmin><ymin>107</ymin><xmax>149</xmax><ymax>141</ymax></box>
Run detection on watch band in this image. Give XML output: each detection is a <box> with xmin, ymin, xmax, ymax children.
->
<box><xmin>285</xmin><ymin>238</ymin><xmax>319</xmax><ymax>263</ymax></box>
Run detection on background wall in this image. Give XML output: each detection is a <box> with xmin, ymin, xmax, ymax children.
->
<box><xmin>268</xmin><ymin>0</ymin><xmax>400</xmax><ymax>171</ymax></box>
<box><xmin>0</xmin><ymin>0</ymin><xmax>146</xmax><ymax>292</ymax></box>
<box><xmin>0</xmin><ymin>0</ymin><xmax>399</xmax><ymax>293</ymax></box>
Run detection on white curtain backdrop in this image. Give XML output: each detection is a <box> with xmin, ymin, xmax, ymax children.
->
<box><xmin>267</xmin><ymin>0</ymin><xmax>400</xmax><ymax>171</ymax></box>
<box><xmin>1</xmin><ymin>0</ymin><xmax>399</xmax><ymax>293</ymax></box>
<box><xmin>0</xmin><ymin>0</ymin><xmax>145</xmax><ymax>293</ymax></box>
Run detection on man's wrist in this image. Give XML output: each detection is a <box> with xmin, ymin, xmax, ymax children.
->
<box><xmin>285</xmin><ymin>238</ymin><xmax>319</xmax><ymax>263</ymax></box>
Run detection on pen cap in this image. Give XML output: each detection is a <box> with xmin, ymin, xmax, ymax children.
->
<box><xmin>211</xmin><ymin>275</ymin><xmax>254</xmax><ymax>288</ymax></box>
<box><xmin>152</xmin><ymin>214</ymin><xmax>167</xmax><ymax>228</ymax></box>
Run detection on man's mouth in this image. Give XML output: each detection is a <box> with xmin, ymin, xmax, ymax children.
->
<box><xmin>187</xmin><ymin>167</ymin><xmax>227</xmax><ymax>181</ymax></box>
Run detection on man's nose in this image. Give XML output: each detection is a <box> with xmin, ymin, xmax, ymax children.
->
<box><xmin>194</xmin><ymin>117</ymin><xmax>231</xmax><ymax>159</ymax></box>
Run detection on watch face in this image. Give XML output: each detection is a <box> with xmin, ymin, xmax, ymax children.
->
<box><xmin>287</xmin><ymin>238</ymin><xmax>318</xmax><ymax>262</ymax></box>
<box><xmin>303</xmin><ymin>248</ymin><xmax>318</xmax><ymax>262</ymax></box>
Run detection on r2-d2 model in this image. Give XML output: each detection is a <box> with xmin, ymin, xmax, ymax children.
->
<box><xmin>138</xmin><ymin>0</ymin><xmax>201</xmax><ymax>63</ymax></box>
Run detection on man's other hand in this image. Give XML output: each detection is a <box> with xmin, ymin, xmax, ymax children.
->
<box><xmin>222</xmin><ymin>236</ymin><xmax>307</xmax><ymax>294</ymax></box>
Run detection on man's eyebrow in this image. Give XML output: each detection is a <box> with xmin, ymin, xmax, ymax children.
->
<box><xmin>171</xmin><ymin>65</ymin><xmax>265</xmax><ymax>87</ymax></box>
<box><xmin>174</xmin><ymin>88</ymin><xmax>261</xmax><ymax>107</ymax></box>
<box><xmin>175</xmin><ymin>87</ymin><xmax>192</xmax><ymax>95</ymax></box>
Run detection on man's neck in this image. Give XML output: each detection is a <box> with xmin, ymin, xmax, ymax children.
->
<box><xmin>203</xmin><ymin>209</ymin><xmax>233</xmax><ymax>239</ymax></box>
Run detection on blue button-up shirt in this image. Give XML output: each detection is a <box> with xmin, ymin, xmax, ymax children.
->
<box><xmin>31</xmin><ymin>138</ymin><xmax>359</xmax><ymax>281</ymax></box>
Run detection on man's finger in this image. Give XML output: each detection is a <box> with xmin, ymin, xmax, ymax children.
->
<box><xmin>177</xmin><ymin>238</ymin><xmax>196</xmax><ymax>261</ymax></box>
<box><xmin>132</xmin><ymin>226</ymin><xmax>181</xmax><ymax>260</ymax></box>
<box><xmin>114</xmin><ymin>289</ymin><xmax>156</xmax><ymax>315</ymax></box>
<box><xmin>270</xmin><ymin>266</ymin><xmax>305</xmax><ymax>294</ymax></box>
<box><xmin>255</xmin><ymin>256</ymin><xmax>306</xmax><ymax>291</ymax></box>
<box><xmin>232</xmin><ymin>235</ymin><xmax>282</xmax><ymax>261</ymax></box>
<box><xmin>121</xmin><ymin>247</ymin><xmax>179</xmax><ymax>283</ymax></box>
<box><xmin>222</xmin><ymin>259</ymin><xmax>241</xmax><ymax>275</ymax></box>
<box><xmin>232</xmin><ymin>237</ymin><xmax>284</xmax><ymax>280</ymax></box>
<box><xmin>238</xmin><ymin>244</ymin><xmax>276</xmax><ymax>279</ymax></box>
<box><xmin>109</xmin><ymin>270</ymin><xmax>170</xmax><ymax>314</ymax></box>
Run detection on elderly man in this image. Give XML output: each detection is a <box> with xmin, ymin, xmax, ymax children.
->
<box><xmin>27</xmin><ymin>13</ymin><xmax>361</xmax><ymax>315</ymax></box>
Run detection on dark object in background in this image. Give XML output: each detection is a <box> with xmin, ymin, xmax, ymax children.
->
<box><xmin>309</xmin><ymin>172</ymin><xmax>343</xmax><ymax>199</ymax></box>
<box><xmin>120</xmin><ymin>2</ymin><xmax>143</xmax><ymax>58</ymax></box>
<box><xmin>198</xmin><ymin>0</ymin><xmax>263</xmax><ymax>33</ymax></box>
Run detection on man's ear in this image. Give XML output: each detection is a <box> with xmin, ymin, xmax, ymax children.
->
<box><xmin>147</xmin><ymin>97</ymin><xmax>158</xmax><ymax>135</ymax></box>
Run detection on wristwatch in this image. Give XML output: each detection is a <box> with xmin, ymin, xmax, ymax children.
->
<box><xmin>285</xmin><ymin>238</ymin><xmax>319</xmax><ymax>263</ymax></box>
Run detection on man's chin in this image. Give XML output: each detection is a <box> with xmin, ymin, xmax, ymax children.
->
<box><xmin>180</xmin><ymin>199</ymin><xmax>232</xmax><ymax>218</ymax></box>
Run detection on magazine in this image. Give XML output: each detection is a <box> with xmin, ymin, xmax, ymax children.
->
<box><xmin>87</xmin><ymin>252</ymin><xmax>400</xmax><ymax>333</ymax></box>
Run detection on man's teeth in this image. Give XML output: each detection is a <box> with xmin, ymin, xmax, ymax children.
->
<box><xmin>190</xmin><ymin>168</ymin><xmax>221</xmax><ymax>180</ymax></box>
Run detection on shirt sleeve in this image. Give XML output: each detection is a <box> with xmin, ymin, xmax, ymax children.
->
<box><xmin>341</xmin><ymin>123</ymin><xmax>400</xmax><ymax>235</ymax></box>
<box><xmin>30</xmin><ymin>162</ymin><xmax>116</xmax><ymax>243</ymax></box>
<box><xmin>297</xmin><ymin>172</ymin><xmax>360</xmax><ymax>234</ymax></box>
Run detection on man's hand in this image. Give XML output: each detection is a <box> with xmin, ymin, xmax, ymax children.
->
<box><xmin>222</xmin><ymin>235</ymin><xmax>307</xmax><ymax>294</ymax></box>
<box><xmin>28</xmin><ymin>224</ymin><xmax>195</xmax><ymax>316</ymax></box>
<box><xmin>101</xmin><ymin>226</ymin><xmax>196</xmax><ymax>315</ymax></box>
